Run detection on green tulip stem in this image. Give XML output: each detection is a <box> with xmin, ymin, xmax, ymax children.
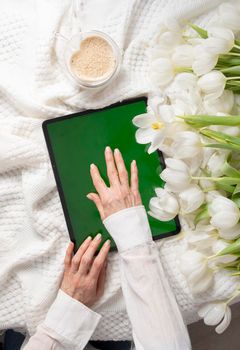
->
<box><xmin>234</xmin><ymin>44</ymin><xmax>240</xmax><ymax>51</ymax></box>
<box><xmin>224</xmin><ymin>52</ymin><xmax>240</xmax><ymax>57</ymax></box>
<box><xmin>226</xmin><ymin>76</ymin><xmax>240</xmax><ymax>80</ymax></box>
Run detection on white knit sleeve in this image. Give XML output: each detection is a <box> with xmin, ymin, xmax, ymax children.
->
<box><xmin>103</xmin><ymin>206</ymin><xmax>192</xmax><ymax>350</ymax></box>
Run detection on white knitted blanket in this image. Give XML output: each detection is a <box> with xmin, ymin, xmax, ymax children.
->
<box><xmin>0</xmin><ymin>0</ymin><xmax>237</xmax><ymax>341</ymax></box>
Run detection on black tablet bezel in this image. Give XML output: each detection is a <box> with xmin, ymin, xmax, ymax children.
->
<box><xmin>42</xmin><ymin>97</ymin><xmax>181</xmax><ymax>249</ymax></box>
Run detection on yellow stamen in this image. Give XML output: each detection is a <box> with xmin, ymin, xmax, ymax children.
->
<box><xmin>151</xmin><ymin>122</ymin><xmax>164</xmax><ymax>130</ymax></box>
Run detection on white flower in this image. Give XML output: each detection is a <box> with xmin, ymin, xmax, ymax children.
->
<box><xmin>211</xmin><ymin>239</ymin><xmax>238</xmax><ymax>264</ymax></box>
<box><xmin>207</xmin><ymin>151</ymin><xmax>228</xmax><ymax>177</ymax></box>
<box><xmin>209</xmin><ymin>197</ymin><xmax>240</xmax><ymax>230</ymax></box>
<box><xmin>219</xmin><ymin>223</ymin><xmax>240</xmax><ymax>240</ymax></box>
<box><xmin>149</xmin><ymin>58</ymin><xmax>175</xmax><ymax>87</ymax></box>
<box><xmin>192</xmin><ymin>46</ymin><xmax>218</xmax><ymax>76</ymax></box>
<box><xmin>179</xmin><ymin>250</ymin><xmax>213</xmax><ymax>294</ymax></box>
<box><xmin>148</xmin><ymin>188</ymin><xmax>179</xmax><ymax>221</ymax></box>
<box><xmin>203</xmin><ymin>90</ymin><xmax>234</xmax><ymax>115</ymax></box>
<box><xmin>133</xmin><ymin>105</ymin><xmax>190</xmax><ymax>155</ymax></box>
<box><xmin>204</xmin><ymin>27</ymin><xmax>234</xmax><ymax>54</ymax></box>
<box><xmin>171</xmin><ymin>131</ymin><xmax>202</xmax><ymax>159</ymax></box>
<box><xmin>198</xmin><ymin>302</ymin><xmax>231</xmax><ymax>334</ymax></box>
<box><xmin>160</xmin><ymin>158</ymin><xmax>191</xmax><ymax>192</ymax></box>
<box><xmin>179</xmin><ymin>184</ymin><xmax>205</xmax><ymax>214</ymax></box>
<box><xmin>172</xmin><ymin>44</ymin><xmax>195</xmax><ymax>67</ymax></box>
<box><xmin>197</xmin><ymin>71</ymin><xmax>226</xmax><ymax>100</ymax></box>
<box><xmin>132</xmin><ymin>104</ymin><xmax>175</xmax><ymax>153</ymax></box>
<box><xmin>185</xmin><ymin>224</ymin><xmax>217</xmax><ymax>250</ymax></box>
<box><xmin>218</xmin><ymin>3</ymin><xmax>240</xmax><ymax>33</ymax></box>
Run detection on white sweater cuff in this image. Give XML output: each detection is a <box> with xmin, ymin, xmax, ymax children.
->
<box><xmin>103</xmin><ymin>206</ymin><xmax>152</xmax><ymax>252</ymax></box>
<box><xmin>44</xmin><ymin>290</ymin><xmax>101</xmax><ymax>348</ymax></box>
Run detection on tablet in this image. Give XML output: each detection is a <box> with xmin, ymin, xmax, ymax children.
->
<box><xmin>43</xmin><ymin>97</ymin><xmax>180</xmax><ymax>250</ymax></box>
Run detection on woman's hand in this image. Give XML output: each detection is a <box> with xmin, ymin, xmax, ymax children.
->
<box><xmin>87</xmin><ymin>147</ymin><xmax>142</xmax><ymax>220</ymax></box>
<box><xmin>61</xmin><ymin>235</ymin><xmax>110</xmax><ymax>307</ymax></box>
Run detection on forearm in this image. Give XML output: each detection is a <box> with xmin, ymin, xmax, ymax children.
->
<box><xmin>104</xmin><ymin>206</ymin><xmax>191</xmax><ymax>350</ymax></box>
<box><xmin>23</xmin><ymin>290</ymin><xmax>101</xmax><ymax>350</ymax></box>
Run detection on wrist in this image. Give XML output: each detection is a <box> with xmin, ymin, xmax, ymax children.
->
<box><xmin>103</xmin><ymin>205</ymin><xmax>152</xmax><ymax>252</ymax></box>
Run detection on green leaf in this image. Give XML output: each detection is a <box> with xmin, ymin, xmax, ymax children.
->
<box><xmin>218</xmin><ymin>237</ymin><xmax>240</xmax><ymax>256</ymax></box>
<box><xmin>205</xmin><ymin>143</ymin><xmax>240</xmax><ymax>152</ymax></box>
<box><xmin>216</xmin><ymin>182</ymin><xmax>235</xmax><ymax>194</ymax></box>
<box><xmin>221</xmin><ymin>65</ymin><xmax>240</xmax><ymax>75</ymax></box>
<box><xmin>189</xmin><ymin>23</ymin><xmax>208</xmax><ymax>38</ymax></box>
<box><xmin>194</xmin><ymin>205</ymin><xmax>209</xmax><ymax>224</ymax></box>
<box><xmin>200</xmin><ymin>129</ymin><xmax>240</xmax><ymax>146</ymax></box>
<box><xmin>215</xmin><ymin>177</ymin><xmax>240</xmax><ymax>186</ymax></box>
<box><xmin>178</xmin><ymin>115</ymin><xmax>240</xmax><ymax>126</ymax></box>
<box><xmin>232</xmin><ymin>196</ymin><xmax>240</xmax><ymax>208</ymax></box>
<box><xmin>233</xmin><ymin>183</ymin><xmax>240</xmax><ymax>196</ymax></box>
<box><xmin>222</xmin><ymin>161</ymin><xmax>240</xmax><ymax>178</ymax></box>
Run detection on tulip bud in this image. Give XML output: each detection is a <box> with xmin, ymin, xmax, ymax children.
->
<box><xmin>197</xmin><ymin>71</ymin><xmax>226</xmax><ymax>100</ymax></box>
<box><xmin>148</xmin><ymin>188</ymin><xmax>179</xmax><ymax>221</ymax></box>
<box><xmin>179</xmin><ymin>250</ymin><xmax>213</xmax><ymax>294</ymax></box>
<box><xmin>179</xmin><ymin>184</ymin><xmax>205</xmax><ymax>214</ymax></box>
<box><xmin>209</xmin><ymin>197</ymin><xmax>240</xmax><ymax>230</ymax></box>
<box><xmin>160</xmin><ymin>158</ymin><xmax>191</xmax><ymax>192</ymax></box>
<box><xmin>171</xmin><ymin>131</ymin><xmax>202</xmax><ymax>159</ymax></box>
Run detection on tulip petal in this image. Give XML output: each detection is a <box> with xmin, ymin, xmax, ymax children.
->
<box><xmin>203</xmin><ymin>303</ymin><xmax>225</xmax><ymax>326</ymax></box>
<box><xmin>132</xmin><ymin>113</ymin><xmax>155</xmax><ymax>128</ymax></box>
<box><xmin>135</xmin><ymin>127</ymin><xmax>155</xmax><ymax>144</ymax></box>
<box><xmin>215</xmin><ymin>306</ymin><xmax>231</xmax><ymax>334</ymax></box>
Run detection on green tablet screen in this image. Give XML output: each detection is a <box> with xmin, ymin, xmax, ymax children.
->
<box><xmin>43</xmin><ymin>98</ymin><xmax>180</xmax><ymax>250</ymax></box>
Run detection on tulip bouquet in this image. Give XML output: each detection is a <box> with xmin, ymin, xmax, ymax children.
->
<box><xmin>133</xmin><ymin>2</ymin><xmax>240</xmax><ymax>333</ymax></box>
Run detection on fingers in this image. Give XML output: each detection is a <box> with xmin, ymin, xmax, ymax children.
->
<box><xmin>96</xmin><ymin>260</ymin><xmax>108</xmax><ymax>299</ymax></box>
<box><xmin>89</xmin><ymin>239</ymin><xmax>110</xmax><ymax>280</ymax></box>
<box><xmin>87</xmin><ymin>193</ymin><xmax>105</xmax><ymax>220</ymax></box>
<box><xmin>90</xmin><ymin>164</ymin><xmax>108</xmax><ymax>197</ymax></box>
<box><xmin>114</xmin><ymin>148</ymin><xmax>129</xmax><ymax>188</ymax></box>
<box><xmin>78</xmin><ymin>234</ymin><xmax>102</xmax><ymax>276</ymax></box>
<box><xmin>105</xmin><ymin>147</ymin><xmax>119</xmax><ymax>186</ymax></box>
<box><xmin>71</xmin><ymin>236</ymin><xmax>92</xmax><ymax>273</ymax></box>
<box><xmin>64</xmin><ymin>242</ymin><xmax>74</xmax><ymax>270</ymax></box>
<box><xmin>131</xmin><ymin>160</ymin><xmax>142</xmax><ymax>206</ymax></box>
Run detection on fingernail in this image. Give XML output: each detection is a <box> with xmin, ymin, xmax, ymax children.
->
<box><xmin>105</xmin><ymin>146</ymin><xmax>111</xmax><ymax>152</ymax></box>
<box><xmin>95</xmin><ymin>233</ymin><xmax>102</xmax><ymax>240</ymax></box>
<box><xmin>90</xmin><ymin>163</ymin><xmax>95</xmax><ymax>169</ymax></box>
<box><xmin>85</xmin><ymin>236</ymin><xmax>92</xmax><ymax>242</ymax></box>
<box><xmin>114</xmin><ymin>148</ymin><xmax>120</xmax><ymax>154</ymax></box>
<box><xmin>132</xmin><ymin>160</ymin><xmax>136</xmax><ymax>165</ymax></box>
<box><xmin>105</xmin><ymin>239</ymin><xmax>111</xmax><ymax>246</ymax></box>
<box><xmin>86</xmin><ymin>194</ymin><xmax>91</xmax><ymax>199</ymax></box>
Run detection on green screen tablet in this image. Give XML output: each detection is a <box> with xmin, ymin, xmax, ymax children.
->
<box><xmin>43</xmin><ymin>97</ymin><xmax>180</xmax><ymax>250</ymax></box>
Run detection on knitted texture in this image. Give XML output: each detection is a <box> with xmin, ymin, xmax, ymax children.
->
<box><xmin>0</xmin><ymin>0</ymin><xmax>237</xmax><ymax>342</ymax></box>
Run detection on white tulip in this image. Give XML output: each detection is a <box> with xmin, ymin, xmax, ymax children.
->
<box><xmin>204</xmin><ymin>27</ymin><xmax>234</xmax><ymax>54</ymax></box>
<box><xmin>203</xmin><ymin>90</ymin><xmax>234</xmax><ymax>115</ymax></box>
<box><xmin>192</xmin><ymin>46</ymin><xmax>218</xmax><ymax>76</ymax></box>
<box><xmin>172</xmin><ymin>44</ymin><xmax>195</xmax><ymax>67</ymax></box>
<box><xmin>179</xmin><ymin>184</ymin><xmax>205</xmax><ymax>214</ymax></box>
<box><xmin>198</xmin><ymin>302</ymin><xmax>231</xmax><ymax>334</ymax></box>
<box><xmin>179</xmin><ymin>250</ymin><xmax>213</xmax><ymax>294</ymax></box>
<box><xmin>207</xmin><ymin>151</ymin><xmax>228</xmax><ymax>177</ymax></box>
<box><xmin>211</xmin><ymin>239</ymin><xmax>238</xmax><ymax>264</ymax></box>
<box><xmin>171</xmin><ymin>131</ymin><xmax>202</xmax><ymax>159</ymax></box>
<box><xmin>160</xmin><ymin>158</ymin><xmax>191</xmax><ymax>192</ymax></box>
<box><xmin>209</xmin><ymin>197</ymin><xmax>240</xmax><ymax>230</ymax></box>
<box><xmin>218</xmin><ymin>3</ymin><xmax>240</xmax><ymax>33</ymax></box>
<box><xmin>219</xmin><ymin>223</ymin><xmax>240</xmax><ymax>240</ymax></box>
<box><xmin>185</xmin><ymin>224</ymin><xmax>217</xmax><ymax>250</ymax></box>
<box><xmin>197</xmin><ymin>71</ymin><xmax>226</xmax><ymax>100</ymax></box>
<box><xmin>148</xmin><ymin>188</ymin><xmax>179</xmax><ymax>221</ymax></box>
<box><xmin>149</xmin><ymin>58</ymin><xmax>175</xmax><ymax>87</ymax></box>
